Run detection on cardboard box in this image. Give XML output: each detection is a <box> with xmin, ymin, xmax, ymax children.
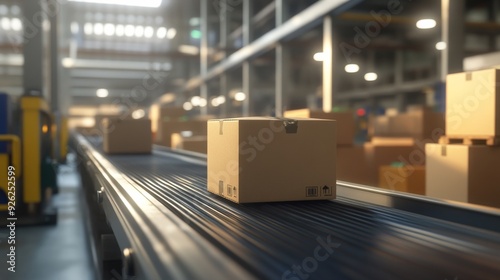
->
<box><xmin>160</xmin><ymin>106</ymin><xmax>186</xmax><ymax>121</ymax></box>
<box><xmin>284</xmin><ymin>109</ymin><xmax>354</xmax><ymax>146</ymax></box>
<box><xmin>426</xmin><ymin>143</ymin><xmax>500</xmax><ymax>208</ymax></box>
<box><xmin>364</xmin><ymin>140</ymin><xmax>421</xmax><ymax>187</ymax></box>
<box><xmin>379</xmin><ymin>165</ymin><xmax>425</xmax><ymax>195</ymax></box>
<box><xmin>156</xmin><ymin>120</ymin><xmax>207</xmax><ymax>146</ymax></box>
<box><xmin>337</xmin><ymin>146</ymin><xmax>373</xmax><ymax>186</ymax></box>
<box><xmin>171</xmin><ymin>133</ymin><xmax>207</xmax><ymax>154</ymax></box>
<box><xmin>207</xmin><ymin>117</ymin><xmax>336</xmax><ymax>203</ymax></box>
<box><xmin>372</xmin><ymin>112</ymin><xmax>444</xmax><ymax>141</ymax></box>
<box><xmin>446</xmin><ymin>69</ymin><xmax>500</xmax><ymax>138</ymax></box>
<box><xmin>102</xmin><ymin>118</ymin><xmax>152</xmax><ymax>154</ymax></box>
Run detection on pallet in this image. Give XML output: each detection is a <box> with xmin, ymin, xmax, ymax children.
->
<box><xmin>439</xmin><ymin>135</ymin><xmax>500</xmax><ymax>146</ymax></box>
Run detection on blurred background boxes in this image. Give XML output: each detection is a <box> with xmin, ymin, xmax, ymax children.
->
<box><xmin>379</xmin><ymin>165</ymin><xmax>425</xmax><ymax>195</ymax></box>
<box><xmin>171</xmin><ymin>133</ymin><xmax>207</xmax><ymax>154</ymax></box>
<box><xmin>371</xmin><ymin>110</ymin><xmax>444</xmax><ymax>141</ymax></box>
<box><xmin>284</xmin><ymin>109</ymin><xmax>355</xmax><ymax>146</ymax></box>
<box><xmin>156</xmin><ymin>120</ymin><xmax>207</xmax><ymax>147</ymax></box>
<box><xmin>102</xmin><ymin>118</ymin><xmax>152</xmax><ymax>154</ymax></box>
<box><xmin>426</xmin><ymin>143</ymin><xmax>500</xmax><ymax>208</ymax></box>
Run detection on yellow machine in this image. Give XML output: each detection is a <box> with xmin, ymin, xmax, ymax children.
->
<box><xmin>0</xmin><ymin>93</ymin><xmax>67</xmax><ymax>223</ymax></box>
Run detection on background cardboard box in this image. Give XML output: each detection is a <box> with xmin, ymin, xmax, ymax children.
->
<box><xmin>379</xmin><ymin>165</ymin><xmax>425</xmax><ymax>195</ymax></box>
<box><xmin>336</xmin><ymin>146</ymin><xmax>372</xmax><ymax>185</ymax></box>
<box><xmin>284</xmin><ymin>109</ymin><xmax>354</xmax><ymax>146</ymax></box>
<box><xmin>446</xmin><ymin>69</ymin><xmax>500</xmax><ymax>138</ymax></box>
<box><xmin>207</xmin><ymin>117</ymin><xmax>336</xmax><ymax>203</ymax></box>
<box><xmin>171</xmin><ymin>133</ymin><xmax>207</xmax><ymax>154</ymax></box>
<box><xmin>371</xmin><ymin>112</ymin><xmax>444</xmax><ymax>141</ymax></box>
<box><xmin>156</xmin><ymin>120</ymin><xmax>207</xmax><ymax>146</ymax></box>
<box><xmin>102</xmin><ymin>118</ymin><xmax>152</xmax><ymax>154</ymax></box>
<box><xmin>426</xmin><ymin>143</ymin><xmax>500</xmax><ymax>208</ymax></box>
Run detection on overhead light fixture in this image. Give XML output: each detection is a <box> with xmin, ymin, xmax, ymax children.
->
<box><xmin>167</xmin><ymin>28</ymin><xmax>176</xmax><ymax>39</ymax></box>
<box><xmin>134</xmin><ymin>25</ymin><xmax>144</xmax><ymax>37</ymax></box>
<box><xmin>71</xmin><ymin>22</ymin><xmax>79</xmax><ymax>34</ymax></box>
<box><xmin>1</xmin><ymin>18</ymin><xmax>10</xmax><ymax>30</ymax></box>
<box><xmin>96</xmin><ymin>88</ymin><xmax>109</xmax><ymax>98</ymax></box>
<box><xmin>183</xmin><ymin>102</ymin><xmax>193</xmax><ymax>111</ymax></box>
<box><xmin>104</xmin><ymin>23</ymin><xmax>114</xmax><ymax>36</ymax></box>
<box><xmin>364</xmin><ymin>72</ymin><xmax>378</xmax><ymax>82</ymax></box>
<box><xmin>211</xmin><ymin>98</ymin><xmax>220</xmax><ymax>107</ymax></box>
<box><xmin>62</xmin><ymin>58</ymin><xmax>75</xmax><ymax>68</ymax></box>
<box><xmin>84</xmin><ymin>22</ymin><xmax>93</xmax><ymax>35</ymax></box>
<box><xmin>125</xmin><ymin>25</ymin><xmax>134</xmax><ymax>37</ymax></box>
<box><xmin>132</xmin><ymin>109</ymin><xmax>145</xmax><ymax>119</ymax></box>
<box><xmin>93</xmin><ymin>23</ymin><xmax>104</xmax><ymax>35</ymax></box>
<box><xmin>68</xmin><ymin>0</ymin><xmax>162</xmax><ymax>8</ymax></box>
<box><xmin>199</xmin><ymin>98</ymin><xmax>207</xmax><ymax>107</ymax></box>
<box><xmin>435</xmin><ymin>41</ymin><xmax>446</xmax><ymax>50</ymax></box>
<box><xmin>313</xmin><ymin>52</ymin><xmax>325</xmax><ymax>62</ymax></box>
<box><xmin>345</xmin><ymin>64</ymin><xmax>359</xmax><ymax>73</ymax></box>
<box><xmin>190</xmin><ymin>29</ymin><xmax>201</xmax><ymax>39</ymax></box>
<box><xmin>416</xmin><ymin>19</ymin><xmax>436</xmax><ymax>29</ymax></box>
<box><xmin>189</xmin><ymin>17</ymin><xmax>200</xmax><ymax>26</ymax></box>
<box><xmin>190</xmin><ymin>96</ymin><xmax>201</xmax><ymax>106</ymax></box>
<box><xmin>144</xmin><ymin>26</ymin><xmax>154</xmax><ymax>38</ymax></box>
<box><xmin>10</xmin><ymin>18</ymin><xmax>22</xmax><ymax>31</ymax></box>
<box><xmin>115</xmin><ymin>24</ymin><xmax>124</xmax><ymax>36</ymax></box>
<box><xmin>157</xmin><ymin>27</ymin><xmax>167</xmax><ymax>39</ymax></box>
<box><xmin>234</xmin><ymin>92</ymin><xmax>246</xmax><ymax>101</ymax></box>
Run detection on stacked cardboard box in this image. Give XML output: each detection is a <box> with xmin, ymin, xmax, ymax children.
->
<box><xmin>426</xmin><ymin>69</ymin><xmax>500</xmax><ymax>208</ymax></box>
<box><xmin>379</xmin><ymin>165</ymin><xmax>425</xmax><ymax>195</ymax></box>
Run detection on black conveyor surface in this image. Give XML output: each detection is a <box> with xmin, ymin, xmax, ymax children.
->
<box><xmin>90</xmin><ymin>141</ymin><xmax>500</xmax><ymax>280</ymax></box>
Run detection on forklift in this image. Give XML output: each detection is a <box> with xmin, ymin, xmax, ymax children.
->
<box><xmin>0</xmin><ymin>92</ymin><xmax>67</xmax><ymax>225</ymax></box>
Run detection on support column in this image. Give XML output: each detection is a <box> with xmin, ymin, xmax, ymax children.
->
<box><xmin>440</xmin><ymin>0</ymin><xmax>465</xmax><ymax>80</ymax></box>
<box><xmin>200</xmin><ymin>0</ymin><xmax>209</xmax><ymax>115</ymax></box>
<box><xmin>242</xmin><ymin>0</ymin><xmax>253</xmax><ymax>116</ymax></box>
<box><xmin>275</xmin><ymin>0</ymin><xmax>290</xmax><ymax>117</ymax></box>
<box><xmin>219</xmin><ymin>0</ymin><xmax>229</xmax><ymax>117</ymax></box>
<box><xmin>22</xmin><ymin>0</ymin><xmax>47</xmax><ymax>99</ymax></box>
<box><xmin>322</xmin><ymin>16</ymin><xmax>333</xmax><ymax>113</ymax></box>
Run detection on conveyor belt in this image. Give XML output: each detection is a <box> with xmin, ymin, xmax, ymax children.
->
<box><xmin>80</xmin><ymin>136</ymin><xmax>500</xmax><ymax>280</ymax></box>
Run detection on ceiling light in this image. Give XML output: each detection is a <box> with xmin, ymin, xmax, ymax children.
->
<box><xmin>125</xmin><ymin>25</ymin><xmax>134</xmax><ymax>37</ymax></box>
<box><xmin>62</xmin><ymin>58</ymin><xmax>75</xmax><ymax>68</ymax></box>
<box><xmin>199</xmin><ymin>98</ymin><xmax>207</xmax><ymax>107</ymax></box>
<box><xmin>68</xmin><ymin>0</ymin><xmax>162</xmax><ymax>8</ymax></box>
<box><xmin>115</xmin><ymin>24</ymin><xmax>124</xmax><ymax>36</ymax></box>
<box><xmin>144</xmin><ymin>26</ymin><xmax>154</xmax><ymax>38</ymax></box>
<box><xmin>345</xmin><ymin>64</ymin><xmax>359</xmax><ymax>73</ymax></box>
<box><xmin>167</xmin><ymin>28</ymin><xmax>176</xmax><ymax>39</ymax></box>
<box><xmin>157</xmin><ymin>27</ymin><xmax>167</xmax><ymax>39</ymax></box>
<box><xmin>435</xmin><ymin>41</ymin><xmax>446</xmax><ymax>50</ymax></box>
<box><xmin>364</xmin><ymin>72</ymin><xmax>378</xmax><ymax>82</ymax></box>
<box><xmin>211</xmin><ymin>98</ymin><xmax>220</xmax><ymax>107</ymax></box>
<box><xmin>10</xmin><ymin>5</ymin><xmax>20</xmax><ymax>15</ymax></box>
<box><xmin>93</xmin><ymin>23</ymin><xmax>104</xmax><ymax>35</ymax></box>
<box><xmin>189</xmin><ymin>17</ymin><xmax>200</xmax><ymax>26</ymax></box>
<box><xmin>180</xmin><ymin>131</ymin><xmax>193</xmax><ymax>137</ymax></box>
<box><xmin>313</xmin><ymin>52</ymin><xmax>324</xmax><ymax>62</ymax></box>
<box><xmin>190</xmin><ymin>96</ymin><xmax>201</xmax><ymax>106</ymax></box>
<box><xmin>10</xmin><ymin>18</ymin><xmax>22</xmax><ymax>31</ymax></box>
<box><xmin>84</xmin><ymin>22</ymin><xmax>93</xmax><ymax>35</ymax></box>
<box><xmin>104</xmin><ymin>23</ymin><xmax>115</xmax><ymax>36</ymax></box>
<box><xmin>216</xmin><ymin>96</ymin><xmax>226</xmax><ymax>104</ymax></box>
<box><xmin>134</xmin><ymin>25</ymin><xmax>144</xmax><ymax>37</ymax></box>
<box><xmin>132</xmin><ymin>109</ymin><xmax>145</xmax><ymax>119</ymax></box>
<box><xmin>0</xmin><ymin>5</ymin><xmax>7</xmax><ymax>16</ymax></box>
<box><xmin>183</xmin><ymin>102</ymin><xmax>193</xmax><ymax>111</ymax></box>
<box><xmin>416</xmin><ymin>19</ymin><xmax>436</xmax><ymax>29</ymax></box>
<box><xmin>1</xmin><ymin>18</ymin><xmax>10</xmax><ymax>30</ymax></box>
<box><xmin>71</xmin><ymin>22</ymin><xmax>79</xmax><ymax>34</ymax></box>
<box><xmin>234</xmin><ymin>92</ymin><xmax>246</xmax><ymax>101</ymax></box>
<box><xmin>96</xmin><ymin>88</ymin><xmax>109</xmax><ymax>98</ymax></box>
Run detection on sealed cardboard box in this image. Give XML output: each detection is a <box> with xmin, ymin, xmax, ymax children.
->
<box><xmin>379</xmin><ymin>165</ymin><xmax>425</xmax><ymax>195</ymax></box>
<box><xmin>446</xmin><ymin>69</ymin><xmax>500</xmax><ymax>138</ymax></box>
<box><xmin>156</xmin><ymin>120</ymin><xmax>207</xmax><ymax>146</ymax></box>
<box><xmin>284</xmin><ymin>109</ymin><xmax>354</xmax><ymax>146</ymax></box>
<box><xmin>426</xmin><ymin>143</ymin><xmax>500</xmax><ymax>208</ymax></box>
<box><xmin>102</xmin><ymin>118</ymin><xmax>152</xmax><ymax>154</ymax></box>
<box><xmin>207</xmin><ymin>117</ymin><xmax>336</xmax><ymax>203</ymax></box>
<box><xmin>171</xmin><ymin>133</ymin><xmax>207</xmax><ymax>154</ymax></box>
<box><xmin>372</xmin><ymin>112</ymin><xmax>444</xmax><ymax>141</ymax></box>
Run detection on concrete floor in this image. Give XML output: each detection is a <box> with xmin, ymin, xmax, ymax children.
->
<box><xmin>0</xmin><ymin>157</ymin><xmax>95</xmax><ymax>280</ymax></box>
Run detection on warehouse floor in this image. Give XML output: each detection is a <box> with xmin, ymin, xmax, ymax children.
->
<box><xmin>0</xmin><ymin>156</ymin><xmax>94</xmax><ymax>280</ymax></box>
